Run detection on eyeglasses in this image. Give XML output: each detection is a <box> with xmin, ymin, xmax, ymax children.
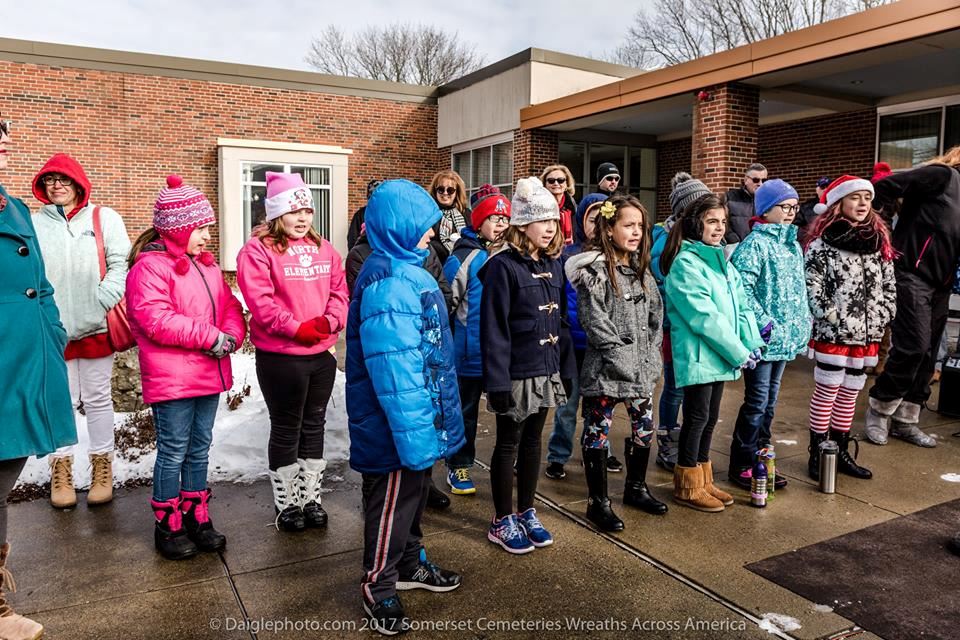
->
<box><xmin>0</xmin><ymin>120</ymin><xmax>10</xmax><ymax>137</ymax></box>
<box><xmin>545</xmin><ymin>177</ymin><xmax>567</xmax><ymax>185</ymax></box>
<box><xmin>601</xmin><ymin>175</ymin><xmax>620</xmax><ymax>183</ymax></box>
<box><xmin>435</xmin><ymin>186</ymin><xmax>457</xmax><ymax>196</ymax></box>
<box><xmin>43</xmin><ymin>175</ymin><xmax>74</xmax><ymax>187</ymax></box>
<box><xmin>747</xmin><ymin>176</ymin><xmax>766</xmax><ymax>184</ymax></box>
<box><xmin>777</xmin><ymin>203</ymin><xmax>801</xmax><ymax>215</ymax></box>
<box><xmin>486</xmin><ymin>215</ymin><xmax>509</xmax><ymax>224</ymax></box>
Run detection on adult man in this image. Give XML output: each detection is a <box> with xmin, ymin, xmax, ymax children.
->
<box><xmin>595</xmin><ymin>162</ymin><xmax>621</xmax><ymax>196</ymax></box>
<box><xmin>724</xmin><ymin>163</ymin><xmax>768</xmax><ymax>257</ymax></box>
<box><xmin>795</xmin><ymin>176</ymin><xmax>831</xmax><ymax>243</ymax></box>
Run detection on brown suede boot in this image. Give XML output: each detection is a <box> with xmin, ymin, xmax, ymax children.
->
<box><xmin>0</xmin><ymin>543</ymin><xmax>44</xmax><ymax>640</ymax></box>
<box><xmin>49</xmin><ymin>456</ymin><xmax>76</xmax><ymax>509</ymax></box>
<box><xmin>87</xmin><ymin>453</ymin><xmax>114</xmax><ymax>506</ymax></box>
<box><xmin>701</xmin><ymin>460</ymin><xmax>734</xmax><ymax>506</ymax></box>
<box><xmin>673</xmin><ymin>465</ymin><xmax>724</xmax><ymax>512</ymax></box>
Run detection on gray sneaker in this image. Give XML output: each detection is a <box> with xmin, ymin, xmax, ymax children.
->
<box><xmin>864</xmin><ymin>407</ymin><xmax>889</xmax><ymax>445</ymax></box>
<box><xmin>890</xmin><ymin>424</ymin><xmax>937</xmax><ymax>447</ymax></box>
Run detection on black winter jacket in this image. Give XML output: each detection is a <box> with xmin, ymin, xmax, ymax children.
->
<box><xmin>874</xmin><ymin>164</ymin><xmax>960</xmax><ymax>290</ymax></box>
<box><xmin>724</xmin><ymin>186</ymin><xmax>755</xmax><ymax>244</ymax></box>
<box><xmin>345</xmin><ymin>234</ymin><xmax>453</xmax><ymax>309</ymax></box>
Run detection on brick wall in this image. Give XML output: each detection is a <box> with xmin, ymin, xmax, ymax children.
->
<box><xmin>513</xmin><ymin>129</ymin><xmax>559</xmax><ymax>183</ymax></box>
<box><xmin>691</xmin><ymin>83</ymin><xmax>759</xmax><ymax>193</ymax></box>
<box><xmin>655</xmin><ymin>137</ymin><xmax>693</xmax><ymax>221</ymax></box>
<box><xmin>0</xmin><ymin>60</ymin><xmax>441</xmax><ymax>255</ymax></box>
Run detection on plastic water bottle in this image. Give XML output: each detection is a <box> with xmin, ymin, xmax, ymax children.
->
<box><xmin>751</xmin><ymin>460</ymin><xmax>768</xmax><ymax>508</ymax></box>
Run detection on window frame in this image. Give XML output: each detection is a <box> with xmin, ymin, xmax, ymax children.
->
<box><xmin>875</xmin><ymin>96</ymin><xmax>960</xmax><ymax>167</ymax></box>
<box><xmin>451</xmin><ymin>133</ymin><xmax>514</xmax><ymax>199</ymax></box>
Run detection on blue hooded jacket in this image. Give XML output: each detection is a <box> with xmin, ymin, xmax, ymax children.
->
<box><xmin>563</xmin><ymin>193</ymin><xmax>607</xmax><ymax>352</ymax></box>
<box><xmin>442</xmin><ymin>226</ymin><xmax>489</xmax><ymax>378</ymax></box>
<box><xmin>345</xmin><ymin>180</ymin><xmax>465</xmax><ymax>474</ymax></box>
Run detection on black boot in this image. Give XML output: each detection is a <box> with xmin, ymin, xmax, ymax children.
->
<box><xmin>427</xmin><ymin>480</ymin><xmax>450</xmax><ymax>510</ymax></box>
<box><xmin>623</xmin><ymin>438</ymin><xmax>667</xmax><ymax>515</ymax></box>
<box><xmin>180</xmin><ymin>489</ymin><xmax>226</xmax><ymax>552</ymax></box>
<box><xmin>831</xmin><ymin>429</ymin><xmax>872</xmax><ymax>479</ymax></box>
<box><xmin>583</xmin><ymin>448</ymin><xmax>624</xmax><ymax>532</ymax></box>
<box><xmin>151</xmin><ymin>498</ymin><xmax>199</xmax><ymax>561</ymax></box>
<box><xmin>807</xmin><ymin>430</ymin><xmax>829</xmax><ymax>481</ymax></box>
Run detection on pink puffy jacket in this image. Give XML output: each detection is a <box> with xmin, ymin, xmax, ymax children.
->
<box><xmin>126</xmin><ymin>245</ymin><xmax>247</xmax><ymax>404</ymax></box>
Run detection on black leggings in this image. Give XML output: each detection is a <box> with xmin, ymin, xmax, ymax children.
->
<box><xmin>490</xmin><ymin>409</ymin><xmax>547</xmax><ymax>519</ymax></box>
<box><xmin>256</xmin><ymin>349</ymin><xmax>338</xmax><ymax>470</ymax></box>
<box><xmin>677</xmin><ymin>381</ymin><xmax>725</xmax><ymax>468</ymax></box>
<box><xmin>0</xmin><ymin>457</ymin><xmax>27</xmax><ymax>544</ymax></box>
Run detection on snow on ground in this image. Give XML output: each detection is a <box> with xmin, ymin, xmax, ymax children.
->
<box><xmin>15</xmin><ymin>352</ymin><xmax>350</xmax><ymax>490</ymax></box>
<box><xmin>941</xmin><ymin>473</ymin><xmax>960</xmax><ymax>483</ymax></box>
<box><xmin>774</xmin><ymin>439</ymin><xmax>798</xmax><ymax>446</ymax></box>
<box><xmin>758</xmin><ymin>613</ymin><xmax>801</xmax><ymax>634</ymax></box>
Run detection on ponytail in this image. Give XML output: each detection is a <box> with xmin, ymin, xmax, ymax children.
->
<box><xmin>127</xmin><ymin>228</ymin><xmax>161</xmax><ymax>269</ymax></box>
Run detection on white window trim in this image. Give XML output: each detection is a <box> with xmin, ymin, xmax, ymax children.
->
<box><xmin>450</xmin><ymin>132</ymin><xmax>513</xmax><ymax>155</ymax></box>
<box><xmin>874</xmin><ymin>95</ymin><xmax>960</xmax><ymax>163</ymax></box>
<box><xmin>218</xmin><ymin>139</ymin><xmax>353</xmax><ymax>270</ymax></box>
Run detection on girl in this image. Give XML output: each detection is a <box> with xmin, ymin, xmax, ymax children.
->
<box><xmin>126</xmin><ymin>175</ymin><xmax>246</xmax><ymax>560</ymax></box>
<box><xmin>661</xmin><ymin>193</ymin><xmax>763</xmax><ymax>513</ymax></box>
<box><xmin>442</xmin><ymin>184</ymin><xmax>510</xmax><ymax>496</ymax></box>
<box><xmin>728</xmin><ymin>179</ymin><xmax>811</xmax><ymax>490</ymax></box>
<box><xmin>804</xmin><ymin>175</ymin><xmax>896</xmax><ymax>482</ymax></box>
<box><xmin>237</xmin><ymin>172</ymin><xmax>349</xmax><ymax>532</ymax></box>
<box><xmin>539</xmin><ymin>164</ymin><xmax>577</xmax><ymax>245</ymax></box>
<box><xmin>481</xmin><ymin>177</ymin><xmax>575</xmax><ymax>554</ymax></box>
<box><xmin>565</xmin><ymin>194</ymin><xmax>666</xmax><ymax>532</ymax></box>
<box><xmin>427</xmin><ymin>170</ymin><xmax>470</xmax><ymax>262</ymax></box>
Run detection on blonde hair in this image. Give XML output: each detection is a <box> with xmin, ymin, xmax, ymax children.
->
<box><xmin>928</xmin><ymin>145</ymin><xmax>960</xmax><ymax>168</ymax></box>
<box><xmin>539</xmin><ymin>164</ymin><xmax>575</xmax><ymax>197</ymax></box>
<box><xmin>254</xmin><ymin>219</ymin><xmax>324</xmax><ymax>254</ymax></box>
<box><xmin>428</xmin><ymin>170</ymin><xmax>468</xmax><ymax>212</ymax></box>
<box><xmin>503</xmin><ymin>221</ymin><xmax>564</xmax><ymax>259</ymax></box>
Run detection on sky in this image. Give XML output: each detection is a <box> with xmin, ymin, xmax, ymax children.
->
<box><xmin>0</xmin><ymin>0</ymin><xmax>653</xmax><ymax>74</ymax></box>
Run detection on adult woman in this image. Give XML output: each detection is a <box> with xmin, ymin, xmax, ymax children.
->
<box><xmin>540</xmin><ymin>164</ymin><xmax>577</xmax><ymax>245</ymax></box>
<box><xmin>427</xmin><ymin>170</ymin><xmax>469</xmax><ymax>262</ymax></box>
<box><xmin>0</xmin><ymin>115</ymin><xmax>76</xmax><ymax>639</ymax></box>
<box><xmin>32</xmin><ymin>153</ymin><xmax>131</xmax><ymax>508</ymax></box>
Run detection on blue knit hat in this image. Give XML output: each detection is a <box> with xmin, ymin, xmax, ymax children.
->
<box><xmin>754</xmin><ymin>179</ymin><xmax>799</xmax><ymax>218</ymax></box>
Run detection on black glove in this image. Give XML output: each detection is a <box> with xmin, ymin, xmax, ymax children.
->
<box><xmin>487</xmin><ymin>391</ymin><xmax>515</xmax><ymax>414</ymax></box>
<box><xmin>561</xmin><ymin>378</ymin><xmax>573</xmax><ymax>397</ymax></box>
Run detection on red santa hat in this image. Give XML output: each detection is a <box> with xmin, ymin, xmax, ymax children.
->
<box><xmin>813</xmin><ymin>175</ymin><xmax>874</xmax><ymax>215</ymax></box>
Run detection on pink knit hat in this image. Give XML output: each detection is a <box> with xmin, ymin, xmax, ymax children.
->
<box><xmin>265</xmin><ymin>171</ymin><xmax>314</xmax><ymax>222</ymax></box>
<box><xmin>153</xmin><ymin>175</ymin><xmax>216</xmax><ymax>257</ymax></box>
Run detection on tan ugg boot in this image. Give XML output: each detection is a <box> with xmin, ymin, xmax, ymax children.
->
<box><xmin>87</xmin><ymin>453</ymin><xmax>114</xmax><ymax>506</ymax></box>
<box><xmin>49</xmin><ymin>456</ymin><xmax>76</xmax><ymax>509</ymax></box>
<box><xmin>701</xmin><ymin>460</ymin><xmax>734</xmax><ymax>506</ymax></box>
<box><xmin>0</xmin><ymin>543</ymin><xmax>44</xmax><ymax>640</ymax></box>
<box><xmin>673</xmin><ymin>465</ymin><xmax>724</xmax><ymax>512</ymax></box>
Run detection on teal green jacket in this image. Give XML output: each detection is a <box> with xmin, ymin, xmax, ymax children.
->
<box><xmin>664</xmin><ymin>241</ymin><xmax>764</xmax><ymax>388</ymax></box>
<box><xmin>730</xmin><ymin>222</ymin><xmax>811</xmax><ymax>361</ymax></box>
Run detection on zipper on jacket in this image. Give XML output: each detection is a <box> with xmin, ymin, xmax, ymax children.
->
<box><xmin>860</xmin><ymin>254</ymin><xmax>869</xmax><ymax>343</ymax></box>
<box><xmin>192</xmin><ymin>258</ymin><xmax>227</xmax><ymax>391</ymax></box>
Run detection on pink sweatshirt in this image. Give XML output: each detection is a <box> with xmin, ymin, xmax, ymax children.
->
<box><xmin>236</xmin><ymin>235</ymin><xmax>349</xmax><ymax>355</ymax></box>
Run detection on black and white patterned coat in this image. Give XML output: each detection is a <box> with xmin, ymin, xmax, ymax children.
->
<box><xmin>804</xmin><ymin>238</ymin><xmax>896</xmax><ymax>345</ymax></box>
<box><xmin>565</xmin><ymin>251</ymin><xmax>663</xmax><ymax>399</ymax></box>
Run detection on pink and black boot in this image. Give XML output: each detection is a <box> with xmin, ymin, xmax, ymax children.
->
<box><xmin>180</xmin><ymin>489</ymin><xmax>227</xmax><ymax>552</ymax></box>
<box><xmin>151</xmin><ymin>497</ymin><xmax>199</xmax><ymax>561</ymax></box>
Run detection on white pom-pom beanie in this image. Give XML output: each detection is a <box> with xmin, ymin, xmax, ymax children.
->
<box><xmin>813</xmin><ymin>175</ymin><xmax>874</xmax><ymax>215</ymax></box>
<box><xmin>510</xmin><ymin>177</ymin><xmax>560</xmax><ymax>226</ymax></box>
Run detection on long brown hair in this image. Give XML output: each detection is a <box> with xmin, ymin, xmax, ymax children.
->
<box><xmin>929</xmin><ymin>144</ymin><xmax>960</xmax><ymax>168</ymax></box>
<box><xmin>585</xmin><ymin>194</ymin><xmax>651</xmax><ymax>295</ymax></box>
<box><xmin>254</xmin><ymin>219</ymin><xmax>325</xmax><ymax>254</ymax></box>
<box><xmin>127</xmin><ymin>227</ymin><xmax>161</xmax><ymax>269</ymax></box>
<box><xmin>428</xmin><ymin>170</ymin><xmax>468</xmax><ymax>212</ymax></box>
<box><xmin>660</xmin><ymin>193</ymin><xmax>726</xmax><ymax>276</ymax></box>
<box><xmin>503</xmin><ymin>220</ymin><xmax>565</xmax><ymax>259</ymax></box>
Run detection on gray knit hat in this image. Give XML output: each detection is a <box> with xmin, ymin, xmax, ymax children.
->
<box><xmin>510</xmin><ymin>177</ymin><xmax>560</xmax><ymax>226</ymax></box>
<box><xmin>669</xmin><ymin>172</ymin><xmax>712</xmax><ymax>218</ymax></box>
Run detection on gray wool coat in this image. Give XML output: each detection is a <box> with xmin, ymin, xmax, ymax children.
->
<box><xmin>565</xmin><ymin>251</ymin><xmax>663</xmax><ymax>399</ymax></box>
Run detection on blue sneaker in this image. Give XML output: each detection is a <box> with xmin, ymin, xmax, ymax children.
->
<box><xmin>487</xmin><ymin>514</ymin><xmax>534</xmax><ymax>554</ymax></box>
<box><xmin>517</xmin><ymin>508</ymin><xmax>553</xmax><ymax>548</ymax></box>
<box><xmin>446</xmin><ymin>467</ymin><xmax>476</xmax><ymax>495</ymax></box>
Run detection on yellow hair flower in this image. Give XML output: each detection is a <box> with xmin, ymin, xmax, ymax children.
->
<box><xmin>600</xmin><ymin>201</ymin><xmax>616</xmax><ymax>219</ymax></box>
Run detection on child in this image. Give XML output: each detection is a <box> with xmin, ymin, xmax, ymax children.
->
<box><xmin>565</xmin><ymin>194</ymin><xmax>666</xmax><ymax>532</ymax></box>
<box><xmin>126</xmin><ymin>175</ymin><xmax>246</xmax><ymax>560</ymax></box>
<box><xmin>804</xmin><ymin>176</ymin><xmax>896</xmax><ymax>481</ymax></box>
<box><xmin>481</xmin><ymin>176</ymin><xmax>576</xmax><ymax>554</ymax></box>
<box><xmin>442</xmin><ymin>184</ymin><xmax>510</xmax><ymax>495</ymax></box>
<box><xmin>661</xmin><ymin>192</ymin><xmax>763</xmax><ymax>513</ymax></box>
<box><xmin>728</xmin><ymin>179</ymin><xmax>811</xmax><ymax>490</ymax></box>
<box><xmin>545</xmin><ymin>192</ymin><xmax>608</xmax><ymax>480</ymax></box>
<box><xmin>345</xmin><ymin>180</ymin><xmax>464</xmax><ymax>635</ymax></box>
<box><xmin>237</xmin><ymin>172</ymin><xmax>349</xmax><ymax>532</ymax></box>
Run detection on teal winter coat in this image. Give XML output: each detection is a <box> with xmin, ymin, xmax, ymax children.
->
<box><xmin>0</xmin><ymin>185</ymin><xmax>76</xmax><ymax>461</ymax></box>
<box><xmin>730</xmin><ymin>222</ymin><xmax>811</xmax><ymax>361</ymax></box>
<box><xmin>664</xmin><ymin>240</ymin><xmax>764</xmax><ymax>388</ymax></box>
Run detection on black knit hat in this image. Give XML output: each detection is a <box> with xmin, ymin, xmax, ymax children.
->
<box><xmin>596</xmin><ymin>162</ymin><xmax>620</xmax><ymax>182</ymax></box>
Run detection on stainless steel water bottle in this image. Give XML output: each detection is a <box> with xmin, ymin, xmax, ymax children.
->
<box><xmin>819</xmin><ymin>439</ymin><xmax>838</xmax><ymax>494</ymax></box>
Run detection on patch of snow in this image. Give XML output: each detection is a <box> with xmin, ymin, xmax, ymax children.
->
<box><xmin>812</xmin><ymin>604</ymin><xmax>833</xmax><ymax>613</ymax></box>
<box><xmin>16</xmin><ymin>353</ymin><xmax>350</xmax><ymax>490</ymax></box>
<box><xmin>940</xmin><ymin>473</ymin><xmax>960</xmax><ymax>483</ymax></box>
<box><xmin>758</xmin><ymin>613</ymin><xmax>802</xmax><ymax>634</ymax></box>
<box><xmin>774</xmin><ymin>439</ymin><xmax>798</xmax><ymax>445</ymax></box>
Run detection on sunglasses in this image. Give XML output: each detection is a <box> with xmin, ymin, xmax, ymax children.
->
<box><xmin>545</xmin><ymin>177</ymin><xmax>567</xmax><ymax>185</ymax></box>
<box><xmin>747</xmin><ymin>176</ymin><xmax>766</xmax><ymax>184</ymax></box>
<box><xmin>435</xmin><ymin>186</ymin><xmax>457</xmax><ymax>196</ymax></box>
<box><xmin>42</xmin><ymin>174</ymin><xmax>74</xmax><ymax>187</ymax></box>
<box><xmin>601</xmin><ymin>175</ymin><xmax>620</xmax><ymax>183</ymax></box>
<box><xmin>0</xmin><ymin>120</ymin><xmax>10</xmax><ymax>137</ymax></box>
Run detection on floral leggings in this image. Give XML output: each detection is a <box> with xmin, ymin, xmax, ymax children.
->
<box><xmin>581</xmin><ymin>396</ymin><xmax>655</xmax><ymax>450</ymax></box>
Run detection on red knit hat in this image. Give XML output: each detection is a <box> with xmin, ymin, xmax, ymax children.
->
<box><xmin>813</xmin><ymin>175</ymin><xmax>874</xmax><ymax>215</ymax></box>
<box><xmin>871</xmin><ymin>162</ymin><xmax>893</xmax><ymax>184</ymax></box>
<box><xmin>470</xmin><ymin>184</ymin><xmax>510</xmax><ymax>229</ymax></box>
<box><xmin>153</xmin><ymin>174</ymin><xmax>216</xmax><ymax>261</ymax></box>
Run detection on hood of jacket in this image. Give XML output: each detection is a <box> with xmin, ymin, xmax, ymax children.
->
<box><xmin>564</xmin><ymin>250</ymin><xmax>603</xmax><ymax>287</ymax></box>
<box><xmin>682</xmin><ymin>240</ymin><xmax>729</xmax><ymax>275</ymax></box>
<box><xmin>454</xmin><ymin>225</ymin><xmax>484</xmax><ymax>252</ymax></box>
<box><xmin>366</xmin><ymin>180</ymin><xmax>441</xmax><ymax>265</ymax></box>
<box><xmin>572</xmin><ymin>193</ymin><xmax>607</xmax><ymax>246</ymax></box>
<box><xmin>32</xmin><ymin>153</ymin><xmax>92</xmax><ymax>208</ymax></box>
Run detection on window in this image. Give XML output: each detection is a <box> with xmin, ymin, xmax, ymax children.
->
<box><xmin>452</xmin><ymin>140</ymin><xmax>514</xmax><ymax>199</ymax></box>
<box><xmin>559</xmin><ymin>140</ymin><xmax>657</xmax><ymax>209</ymax></box>
<box><xmin>218</xmin><ymin>139</ymin><xmax>352</xmax><ymax>271</ymax></box>
<box><xmin>877</xmin><ymin>98</ymin><xmax>960</xmax><ymax>169</ymax></box>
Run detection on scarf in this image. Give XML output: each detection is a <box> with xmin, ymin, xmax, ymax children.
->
<box><xmin>821</xmin><ymin>218</ymin><xmax>883</xmax><ymax>255</ymax></box>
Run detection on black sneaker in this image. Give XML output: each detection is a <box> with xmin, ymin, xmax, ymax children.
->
<box><xmin>363</xmin><ymin>596</ymin><xmax>410</xmax><ymax>636</ymax></box>
<box><xmin>426</xmin><ymin>483</ymin><xmax>450</xmax><ymax>510</ymax></box>
<box><xmin>606</xmin><ymin>455</ymin><xmax>623</xmax><ymax>473</ymax></box>
<box><xmin>544</xmin><ymin>462</ymin><xmax>566</xmax><ymax>480</ymax></box>
<box><xmin>397</xmin><ymin>553</ymin><xmax>462</xmax><ymax>592</ymax></box>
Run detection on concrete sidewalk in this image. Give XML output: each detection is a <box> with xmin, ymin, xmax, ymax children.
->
<box><xmin>6</xmin><ymin>358</ymin><xmax>959</xmax><ymax>639</ymax></box>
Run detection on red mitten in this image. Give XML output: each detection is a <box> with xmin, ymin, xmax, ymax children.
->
<box><xmin>314</xmin><ymin>316</ymin><xmax>332</xmax><ymax>337</ymax></box>
<box><xmin>293</xmin><ymin>321</ymin><xmax>324</xmax><ymax>346</ymax></box>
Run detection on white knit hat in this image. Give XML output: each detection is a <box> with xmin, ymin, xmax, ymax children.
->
<box><xmin>510</xmin><ymin>177</ymin><xmax>559</xmax><ymax>226</ymax></box>
<box><xmin>813</xmin><ymin>175</ymin><xmax>874</xmax><ymax>215</ymax></box>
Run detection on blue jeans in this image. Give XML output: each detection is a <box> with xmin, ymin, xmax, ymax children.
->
<box><xmin>547</xmin><ymin>354</ymin><xmax>582</xmax><ymax>464</ymax></box>
<box><xmin>729</xmin><ymin>360</ymin><xmax>787</xmax><ymax>472</ymax></box>
<box><xmin>151</xmin><ymin>394</ymin><xmax>220</xmax><ymax>501</ymax></box>
<box><xmin>658</xmin><ymin>361</ymin><xmax>684</xmax><ymax>429</ymax></box>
